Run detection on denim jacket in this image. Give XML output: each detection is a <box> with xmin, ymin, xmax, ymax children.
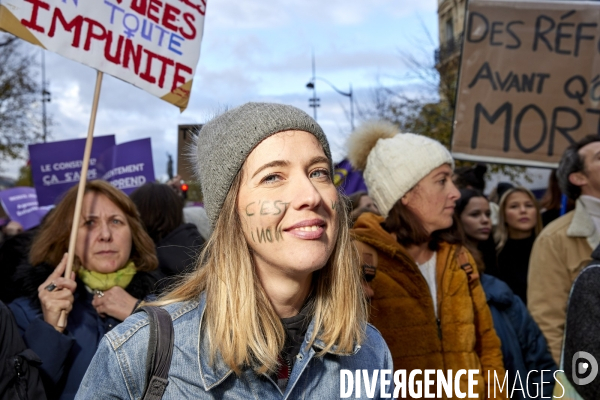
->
<box><xmin>76</xmin><ymin>293</ymin><xmax>393</xmax><ymax>399</ymax></box>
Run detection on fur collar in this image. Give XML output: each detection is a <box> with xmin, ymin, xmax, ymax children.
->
<box><xmin>350</xmin><ymin>212</ymin><xmax>414</xmax><ymax>265</ymax></box>
<box><xmin>568</xmin><ymin>198</ymin><xmax>600</xmax><ymax>250</ymax></box>
<box><xmin>350</xmin><ymin>212</ymin><xmax>457</xmax><ymax>266</ymax></box>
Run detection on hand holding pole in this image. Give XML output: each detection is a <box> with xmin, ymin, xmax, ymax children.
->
<box><xmin>57</xmin><ymin>71</ymin><xmax>104</xmax><ymax>329</ymax></box>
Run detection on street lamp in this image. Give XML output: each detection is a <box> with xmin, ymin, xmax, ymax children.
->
<box><xmin>306</xmin><ymin>78</ymin><xmax>354</xmax><ymax>131</ymax></box>
<box><xmin>307</xmin><ymin>52</ymin><xmax>319</xmax><ymax>121</ymax></box>
<box><xmin>41</xmin><ymin>49</ymin><xmax>51</xmax><ymax>142</ymax></box>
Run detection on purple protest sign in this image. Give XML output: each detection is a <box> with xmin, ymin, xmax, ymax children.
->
<box><xmin>334</xmin><ymin>159</ymin><xmax>368</xmax><ymax>196</ymax></box>
<box><xmin>0</xmin><ymin>187</ymin><xmax>50</xmax><ymax>230</ymax></box>
<box><xmin>29</xmin><ymin>135</ymin><xmax>116</xmax><ymax>206</ymax></box>
<box><xmin>96</xmin><ymin>138</ymin><xmax>155</xmax><ymax>195</ymax></box>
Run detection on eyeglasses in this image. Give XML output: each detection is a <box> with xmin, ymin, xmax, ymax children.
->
<box><xmin>362</xmin><ymin>264</ymin><xmax>376</xmax><ymax>282</ymax></box>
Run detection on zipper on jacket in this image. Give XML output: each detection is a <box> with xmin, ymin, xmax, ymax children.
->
<box><xmin>13</xmin><ymin>356</ymin><xmax>27</xmax><ymax>400</ymax></box>
<box><xmin>435</xmin><ymin>250</ymin><xmax>449</xmax><ymax>344</ymax></box>
<box><xmin>13</xmin><ymin>356</ymin><xmax>23</xmax><ymax>377</ymax></box>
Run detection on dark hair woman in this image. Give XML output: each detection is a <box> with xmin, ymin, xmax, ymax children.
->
<box><xmin>455</xmin><ymin>188</ymin><xmax>497</xmax><ymax>273</ymax></box>
<box><xmin>130</xmin><ymin>183</ymin><xmax>204</xmax><ymax>292</ymax></box>
<box><xmin>455</xmin><ymin>189</ymin><xmax>556</xmax><ymax>400</ymax></box>
<box><xmin>9</xmin><ymin>180</ymin><xmax>158</xmax><ymax>399</ymax></box>
<box><xmin>348</xmin><ymin>120</ymin><xmax>507</xmax><ymax>399</ymax></box>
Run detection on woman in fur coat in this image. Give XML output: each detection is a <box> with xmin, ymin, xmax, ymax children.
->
<box><xmin>349</xmin><ymin>121</ymin><xmax>507</xmax><ymax>399</ymax></box>
<box><xmin>9</xmin><ymin>180</ymin><xmax>158</xmax><ymax>400</ymax></box>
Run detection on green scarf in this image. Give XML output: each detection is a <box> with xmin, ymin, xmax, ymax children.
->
<box><xmin>77</xmin><ymin>261</ymin><xmax>137</xmax><ymax>291</ymax></box>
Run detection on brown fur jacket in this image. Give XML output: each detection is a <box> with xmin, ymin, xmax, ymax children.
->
<box><xmin>351</xmin><ymin>212</ymin><xmax>507</xmax><ymax>399</ymax></box>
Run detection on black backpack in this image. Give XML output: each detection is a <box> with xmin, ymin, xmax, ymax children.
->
<box><xmin>0</xmin><ymin>301</ymin><xmax>46</xmax><ymax>400</ymax></box>
<box><xmin>135</xmin><ymin>306</ymin><xmax>174</xmax><ymax>400</ymax></box>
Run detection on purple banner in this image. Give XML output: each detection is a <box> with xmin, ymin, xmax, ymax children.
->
<box><xmin>0</xmin><ymin>187</ymin><xmax>51</xmax><ymax>230</ymax></box>
<box><xmin>334</xmin><ymin>159</ymin><xmax>368</xmax><ymax>196</ymax></box>
<box><xmin>29</xmin><ymin>135</ymin><xmax>116</xmax><ymax>206</ymax></box>
<box><xmin>96</xmin><ymin>138</ymin><xmax>155</xmax><ymax>195</ymax></box>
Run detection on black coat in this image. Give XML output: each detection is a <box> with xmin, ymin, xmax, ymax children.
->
<box><xmin>9</xmin><ymin>263</ymin><xmax>156</xmax><ymax>400</ymax></box>
<box><xmin>152</xmin><ymin>223</ymin><xmax>204</xmax><ymax>293</ymax></box>
<box><xmin>563</xmin><ymin>245</ymin><xmax>600</xmax><ymax>400</ymax></box>
<box><xmin>493</xmin><ymin>235</ymin><xmax>536</xmax><ymax>303</ymax></box>
<box><xmin>0</xmin><ymin>300</ymin><xmax>46</xmax><ymax>400</ymax></box>
<box><xmin>0</xmin><ymin>229</ymin><xmax>37</xmax><ymax>304</ymax></box>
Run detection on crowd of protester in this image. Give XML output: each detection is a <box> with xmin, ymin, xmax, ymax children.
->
<box><xmin>1</xmin><ymin>103</ymin><xmax>600</xmax><ymax>399</ymax></box>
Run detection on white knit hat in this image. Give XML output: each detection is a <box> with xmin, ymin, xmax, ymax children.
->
<box><xmin>347</xmin><ymin>121</ymin><xmax>454</xmax><ymax>217</ymax></box>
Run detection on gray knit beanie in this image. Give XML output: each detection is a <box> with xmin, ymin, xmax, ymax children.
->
<box><xmin>196</xmin><ymin>102</ymin><xmax>331</xmax><ymax>226</ymax></box>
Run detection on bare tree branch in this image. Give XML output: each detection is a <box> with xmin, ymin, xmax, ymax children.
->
<box><xmin>358</xmin><ymin>25</ymin><xmax>527</xmax><ymax>181</ymax></box>
<box><xmin>0</xmin><ymin>33</ymin><xmax>44</xmax><ymax>166</ymax></box>
<box><xmin>0</xmin><ymin>35</ymin><xmax>17</xmax><ymax>48</ymax></box>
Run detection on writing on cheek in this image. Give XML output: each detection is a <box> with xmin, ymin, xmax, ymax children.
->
<box><xmin>245</xmin><ymin>202</ymin><xmax>255</xmax><ymax>216</ymax></box>
<box><xmin>245</xmin><ymin>200</ymin><xmax>290</xmax><ymax>217</ymax></box>
<box><xmin>332</xmin><ymin>200</ymin><xmax>338</xmax><ymax>211</ymax></box>
<box><xmin>250</xmin><ymin>227</ymin><xmax>284</xmax><ymax>243</ymax></box>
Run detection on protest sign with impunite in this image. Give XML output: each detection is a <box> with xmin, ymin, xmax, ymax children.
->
<box><xmin>1</xmin><ymin>0</ymin><xmax>206</xmax><ymax>329</ymax></box>
<box><xmin>452</xmin><ymin>0</ymin><xmax>600</xmax><ymax>167</ymax></box>
<box><xmin>0</xmin><ymin>0</ymin><xmax>206</xmax><ymax>110</ymax></box>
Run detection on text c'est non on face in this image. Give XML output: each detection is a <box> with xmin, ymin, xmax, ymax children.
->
<box><xmin>245</xmin><ymin>200</ymin><xmax>290</xmax><ymax>217</ymax></box>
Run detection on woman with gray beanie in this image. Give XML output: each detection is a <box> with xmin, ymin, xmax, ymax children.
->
<box><xmin>349</xmin><ymin>121</ymin><xmax>507</xmax><ymax>399</ymax></box>
<box><xmin>77</xmin><ymin>103</ymin><xmax>392</xmax><ymax>399</ymax></box>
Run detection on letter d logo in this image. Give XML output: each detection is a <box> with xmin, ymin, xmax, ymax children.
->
<box><xmin>573</xmin><ymin>351</ymin><xmax>599</xmax><ymax>386</ymax></box>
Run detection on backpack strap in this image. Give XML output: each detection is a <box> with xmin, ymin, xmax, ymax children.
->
<box><xmin>135</xmin><ymin>305</ymin><xmax>174</xmax><ymax>400</ymax></box>
<box><xmin>457</xmin><ymin>247</ymin><xmax>479</xmax><ymax>284</ymax></box>
<box><xmin>354</xmin><ymin>240</ymin><xmax>378</xmax><ymax>277</ymax></box>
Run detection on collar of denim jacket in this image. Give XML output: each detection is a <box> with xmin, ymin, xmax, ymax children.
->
<box><xmin>196</xmin><ymin>293</ymin><xmax>234</xmax><ymax>390</ymax></box>
<box><xmin>305</xmin><ymin>318</ymin><xmax>362</xmax><ymax>356</ymax></box>
<box><xmin>196</xmin><ymin>292</ymin><xmax>363</xmax><ymax>390</ymax></box>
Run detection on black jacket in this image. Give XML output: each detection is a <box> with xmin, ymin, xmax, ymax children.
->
<box><xmin>563</xmin><ymin>245</ymin><xmax>600</xmax><ymax>399</ymax></box>
<box><xmin>0</xmin><ymin>300</ymin><xmax>46</xmax><ymax>400</ymax></box>
<box><xmin>152</xmin><ymin>223</ymin><xmax>204</xmax><ymax>293</ymax></box>
<box><xmin>9</xmin><ymin>263</ymin><xmax>156</xmax><ymax>400</ymax></box>
<box><xmin>0</xmin><ymin>230</ymin><xmax>37</xmax><ymax>304</ymax></box>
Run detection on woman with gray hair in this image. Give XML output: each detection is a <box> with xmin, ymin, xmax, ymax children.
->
<box><xmin>77</xmin><ymin>103</ymin><xmax>392</xmax><ymax>399</ymax></box>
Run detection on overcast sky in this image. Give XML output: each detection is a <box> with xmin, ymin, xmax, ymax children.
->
<box><xmin>3</xmin><ymin>0</ymin><xmax>439</xmax><ymax>181</ymax></box>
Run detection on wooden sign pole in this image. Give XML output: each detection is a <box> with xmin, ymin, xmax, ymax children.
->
<box><xmin>57</xmin><ymin>70</ymin><xmax>104</xmax><ymax>328</ymax></box>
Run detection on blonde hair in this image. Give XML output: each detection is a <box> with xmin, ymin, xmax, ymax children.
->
<box><xmin>494</xmin><ymin>187</ymin><xmax>543</xmax><ymax>253</ymax></box>
<box><xmin>155</xmin><ymin>170</ymin><xmax>367</xmax><ymax>375</ymax></box>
